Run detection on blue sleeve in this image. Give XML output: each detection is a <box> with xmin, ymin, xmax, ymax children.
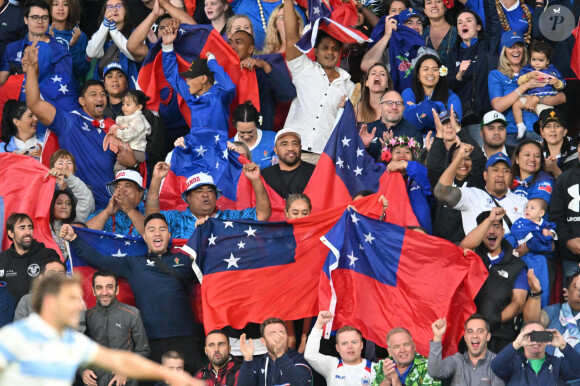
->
<box><xmin>69</xmin><ymin>32</ymin><xmax>90</xmax><ymax>79</ymax></box>
<box><xmin>70</xmin><ymin>237</ymin><xmax>132</xmax><ymax>276</ymax></box>
<box><xmin>465</xmin><ymin>0</ymin><xmax>485</xmax><ymax>27</ymax></box>
<box><xmin>406</xmin><ymin>161</ymin><xmax>432</xmax><ymax>195</ymax></box>
<box><xmin>513</xmin><ymin>267</ymin><xmax>529</xmax><ymax>290</ymax></box>
<box><xmin>266</xmin><ymin>66</ymin><xmax>297</xmax><ymax>102</ymax></box>
<box><xmin>447</xmin><ymin>91</ymin><xmax>462</xmax><ymax>122</ymax></box>
<box><xmin>275</xmin><ymin>353</ymin><xmax>312</xmax><ymax>386</ymax></box>
<box><xmin>490</xmin><ymin>344</ymin><xmax>519</xmax><ymax>381</ymax></box>
<box><xmin>49</xmin><ymin>108</ymin><xmax>71</xmax><ymax>137</ymax></box>
<box><xmin>207</xmin><ymin>57</ymin><xmax>236</xmax><ymax>104</ymax></box>
<box><xmin>237</xmin><ymin>360</ymin><xmax>259</xmax><ymax>386</ymax></box>
<box><xmin>482</xmin><ymin>0</ymin><xmax>501</xmax><ymax>45</ymax></box>
<box><xmin>488</xmin><ymin>70</ymin><xmax>505</xmax><ymax>104</ymax></box>
<box><xmin>559</xmin><ymin>344</ymin><xmax>580</xmax><ymax>380</ymax></box>
<box><xmin>162</xmin><ymin>49</ymin><xmax>195</xmax><ymax>104</ymax></box>
<box><xmin>401</xmin><ymin>89</ymin><xmax>441</xmax><ymax>129</ymax></box>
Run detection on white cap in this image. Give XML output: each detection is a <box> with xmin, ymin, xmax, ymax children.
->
<box><xmin>274</xmin><ymin>128</ymin><xmax>301</xmax><ymax>144</ymax></box>
<box><xmin>481</xmin><ymin>110</ymin><xmax>507</xmax><ymax>127</ymax></box>
<box><xmin>106</xmin><ymin>170</ymin><xmax>146</xmax><ymax>196</ymax></box>
<box><xmin>181</xmin><ymin>173</ymin><xmax>222</xmax><ymax>202</ymax></box>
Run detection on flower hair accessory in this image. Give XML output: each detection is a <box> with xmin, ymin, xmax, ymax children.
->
<box><xmin>380</xmin><ymin>135</ymin><xmax>422</xmax><ymax>161</ymax></box>
<box><xmin>439</xmin><ymin>65</ymin><xmax>448</xmax><ymax>77</ymax></box>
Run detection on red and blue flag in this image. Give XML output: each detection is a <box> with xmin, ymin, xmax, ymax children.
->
<box><xmin>319</xmin><ymin>210</ymin><xmax>489</xmax><ymax>357</ymax></box>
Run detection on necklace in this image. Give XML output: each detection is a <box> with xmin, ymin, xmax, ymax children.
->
<box><xmin>256</xmin><ymin>0</ymin><xmax>267</xmax><ymax>32</ymax></box>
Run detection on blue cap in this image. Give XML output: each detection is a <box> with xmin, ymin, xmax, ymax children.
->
<box><xmin>438</xmin><ymin>110</ymin><xmax>459</xmax><ymax>123</ymax></box>
<box><xmin>102</xmin><ymin>62</ymin><xmax>127</xmax><ymax>79</ymax></box>
<box><xmin>397</xmin><ymin>8</ymin><xmax>424</xmax><ymax>24</ymax></box>
<box><xmin>485</xmin><ymin>152</ymin><xmax>511</xmax><ymax>170</ymax></box>
<box><xmin>500</xmin><ymin>30</ymin><xmax>525</xmax><ymax>52</ymax></box>
<box><xmin>528</xmin><ymin>185</ymin><xmax>551</xmax><ymax>205</ymax></box>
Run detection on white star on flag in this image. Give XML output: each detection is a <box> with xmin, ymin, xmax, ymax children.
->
<box><xmin>364</xmin><ymin>232</ymin><xmax>375</xmax><ymax>244</ymax></box>
<box><xmin>313</xmin><ymin>6</ymin><xmax>320</xmax><ymax>15</ymax></box>
<box><xmin>224</xmin><ymin>253</ymin><xmax>240</xmax><ymax>268</ymax></box>
<box><xmin>244</xmin><ymin>226</ymin><xmax>257</xmax><ymax>237</ymax></box>
<box><xmin>359</xmin><ymin>244</ymin><xmax>364</xmax><ymax>250</ymax></box>
<box><xmin>222</xmin><ymin>149</ymin><xmax>228</xmax><ymax>159</ymax></box>
<box><xmin>208</xmin><ymin>233</ymin><xmax>217</xmax><ymax>246</ymax></box>
<box><xmin>195</xmin><ymin>145</ymin><xmax>207</xmax><ymax>157</ymax></box>
<box><xmin>336</xmin><ymin>157</ymin><xmax>344</xmax><ymax>168</ymax></box>
<box><xmin>58</xmin><ymin>84</ymin><xmax>69</xmax><ymax>94</ymax></box>
<box><xmin>347</xmin><ymin>251</ymin><xmax>358</xmax><ymax>266</ymax></box>
<box><xmin>214</xmin><ymin>134</ymin><xmax>220</xmax><ymax>143</ymax></box>
<box><xmin>356</xmin><ymin>148</ymin><xmax>364</xmax><ymax>157</ymax></box>
<box><xmin>124</xmin><ymin>241</ymin><xmax>131</xmax><ymax>245</ymax></box>
<box><xmin>215</xmin><ymin>161</ymin><xmax>220</xmax><ymax>169</ymax></box>
<box><xmin>112</xmin><ymin>249</ymin><xmax>127</xmax><ymax>258</ymax></box>
<box><xmin>341</xmin><ymin>136</ymin><xmax>351</xmax><ymax>147</ymax></box>
<box><xmin>50</xmin><ymin>74</ymin><xmax>62</xmax><ymax>83</ymax></box>
<box><xmin>350</xmin><ymin>213</ymin><xmax>360</xmax><ymax>224</ymax></box>
<box><xmin>237</xmin><ymin>241</ymin><xmax>246</xmax><ymax>249</ymax></box>
<box><xmin>115</xmin><ymin>234</ymin><xmax>125</xmax><ymax>239</ymax></box>
<box><xmin>353</xmin><ymin>166</ymin><xmax>363</xmax><ymax>176</ymax></box>
<box><xmin>224</xmin><ymin>221</ymin><xmax>234</xmax><ymax>228</ymax></box>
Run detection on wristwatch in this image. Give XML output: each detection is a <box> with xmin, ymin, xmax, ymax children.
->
<box><xmin>529</xmin><ymin>289</ymin><xmax>543</xmax><ymax>298</ymax></box>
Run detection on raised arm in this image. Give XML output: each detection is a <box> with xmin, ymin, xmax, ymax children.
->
<box><xmin>127</xmin><ymin>1</ymin><xmax>164</xmax><ymax>62</ymax></box>
<box><xmin>145</xmin><ymin>162</ymin><xmax>171</xmax><ymax>216</ymax></box>
<box><xmin>283</xmin><ymin>0</ymin><xmax>301</xmax><ymax>61</ymax></box>
<box><xmin>360</xmin><ymin>16</ymin><xmax>396</xmax><ymax>73</ymax></box>
<box><xmin>86</xmin><ymin>18</ymin><xmax>112</xmax><ymax>59</ymax></box>
<box><xmin>160</xmin><ymin>19</ymin><xmax>196</xmax><ymax>102</ymax></box>
<box><xmin>459</xmin><ymin>207</ymin><xmax>505</xmax><ymax>250</ymax></box>
<box><xmin>25</xmin><ymin>40</ymin><xmax>56</xmax><ymax>126</ymax></box>
<box><xmin>207</xmin><ymin>53</ymin><xmax>236</xmax><ymax>101</ymax></box>
<box><xmin>243</xmin><ymin>163</ymin><xmax>271</xmax><ymax>221</ymax></box>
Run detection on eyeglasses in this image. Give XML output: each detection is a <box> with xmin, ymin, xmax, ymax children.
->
<box><xmin>380</xmin><ymin>100</ymin><xmax>403</xmax><ymax>107</ymax></box>
<box><xmin>27</xmin><ymin>15</ymin><xmax>49</xmax><ymax>22</ymax></box>
<box><xmin>106</xmin><ymin>4</ymin><xmax>124</xmax><ymax>10</ymax></box>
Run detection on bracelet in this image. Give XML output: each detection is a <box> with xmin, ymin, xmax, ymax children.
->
<box><xmin>529</xmin><ymin>289</ymin><xmax>543</xmax><ymax>298</ymax></box>
<box><xmin>515</xmin><ymin>88</ymin><xmax>523</xmax><ymax>97</ymax></box>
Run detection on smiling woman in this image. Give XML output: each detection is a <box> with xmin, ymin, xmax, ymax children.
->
<box><xmin>0</xmin><ymin>100</ymin><xmax>43</xmax><ymax>159</ymax></box>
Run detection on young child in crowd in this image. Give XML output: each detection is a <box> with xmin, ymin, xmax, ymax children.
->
<box><xmin>512</xmin><ymin>40</ymin><xmax>565</xmax><ymax>139</ymax></box>
<box><xmin>507</xmin><ymin>195</ymin><xmax>556</xmax><ymax>307</ymax></box>
<box><xmin>103</xmin><ymin>90</ymin><xmax>151</xmax><ymax>173</ymax></box>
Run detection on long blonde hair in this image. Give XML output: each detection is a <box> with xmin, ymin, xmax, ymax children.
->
<box><xmin>497</xmin><ymin>45</ymin><xmax>529</xmax><ymax>79</ymax></box>
<box><xmin>262</xmin><ymin>4</ymin><xmax>304</xmax><ymax>54</ymax></box>
<box><xmin>225</xmin><ymin>14</ymin><xmax>254</xmax><ymax>38</ymax></box>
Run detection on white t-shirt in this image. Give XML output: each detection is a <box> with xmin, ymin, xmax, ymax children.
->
<box><xmin>453</xmin><ymin>187</ymin><xmax>527</xmax><ymax>235</ymax></box>
<box><xmin>304</xmin><ymin>327</ymin><xmax>376</xmax><ymax>386</ymax></box>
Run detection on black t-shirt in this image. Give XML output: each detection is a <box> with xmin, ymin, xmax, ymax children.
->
<box><xmin>261</xmin><ymin>161</ymin><xmax>315</xmax><ymax>199</ymax></box>
<box><xmin>0</xmin><ymin>1</ymin><xmax>26</xmax><ymax>58</ymax></box>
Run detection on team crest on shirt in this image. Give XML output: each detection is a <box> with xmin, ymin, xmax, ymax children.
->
<box><xmin>146</xmin><ymin>259</ymin><xmax>155</xmax><ymax>266</ymax></box>
<box><xmin>361</xmin><ymin>376</ymin><xmax>371</xmax><ymax>384</ymax></box>
<box><xmin>27</xmin><ymin>264</ymin><xmax>40</xmax><ymax>277</ymax></box>
<box><xmin>173</xmin><ymin>257</ymin><xmax>184</xmax><ymax>268</ymax></box>
<box><xmin>498</xmin><ymin>270</ymin><xmax>509</xmax><ymax>279</ymax></box>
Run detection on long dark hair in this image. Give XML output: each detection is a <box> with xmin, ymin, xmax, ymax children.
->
<box><xmin>542</xmin><ymin>136</ymin><xmax>572</xmax><ymax>159</ymax></box>
<box><xmin>50</xmin><ymin>190</ymin><xmax>77</xmax><ymax>227</ymax></box>
<box><xmin>49</xmin><ymin>0</ymin><xmax>82</xmax><ymax>30</ymax></box>
<box><xmin>98</xmin><ymin>0</ymin><xmax>133</xmax><ymax>37</ymax></box>
<box><xmin>511</xmin><ymin>139</ymin><xmax>545</xmax><ymax>184</ymax></box>
<box><xmin>359</xmin><ymin>63</ymin><xmax>393</xmax><ymax>123</ymax></box>
<box><xmin>455</xmin><ymin>9</ymin><xmax>484</xmax><ymax>45</ymax></box>
<box><xmin>1</xmin><ymin>100</ymin><xmax>29</xmax><ymax>148</ymax></box>
<box><xmin>411</xmin><ymin>54</ymin><xmax>449</xmax><ymax>105</ymax></box>
<box><xmin>232</xmin><ymin>100</ymin><xmax>260</xmax><ymax>128</ymax></box>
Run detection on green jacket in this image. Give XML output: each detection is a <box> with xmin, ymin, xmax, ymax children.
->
<box><xmin>372</xmin><ymin>353</ymin><xmax>441</xmax><ymax>386</ymax></box>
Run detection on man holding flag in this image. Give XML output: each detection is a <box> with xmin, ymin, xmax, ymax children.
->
<box><xmin>282</xmin><ymin>0</ymin><xmax>356</xmax><ymax>164</ymax></box>
<box><xmin>146</xmin><ymin>162</ymin><xmax>271</xmax><ymax>239</ymax></box>
<box><xmin>59</xmin><ymin>214</ymin><xmax>201</xmax><ymax>374</ymax></box>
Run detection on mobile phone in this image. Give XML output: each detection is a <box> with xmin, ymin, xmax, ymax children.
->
<box><xmin>529</xmin><ymin>331</ymin><xmax>553</xmax><ymax>343</ymax></box>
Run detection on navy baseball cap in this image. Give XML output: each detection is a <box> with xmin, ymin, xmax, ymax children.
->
<box><xmin>500</xmin><ymin>30</ymin><xmax>525</xmax><ymax>52</ymax></box>
<box><xmin>397</xmin><ymin>8</ymin><xmax>424</xmax><ymax>24</ymax></box>
<box><xmin>438</xmin><ymin>110</ymin><xmax>459</xmax><ymax>123</ymax></box>
<box><xmin>485</xmin><ymin>152</ymin><xmax>511</xmax><ymax>170</ymax></box>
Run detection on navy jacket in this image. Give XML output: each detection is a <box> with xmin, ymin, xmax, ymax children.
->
<box><xmin>237</xmin><ymin>350</ymin><xmax>312</xmax><ymax>386</ymax></box>
<box><xmin>70</xmin><ymin>237</ymin><xmax>196</xmax><ymax>339</ymax></box>
<box><xmin>491</xmin><ymin>343</ymin><xmax>580</xmax><ymax>385</ymax></box>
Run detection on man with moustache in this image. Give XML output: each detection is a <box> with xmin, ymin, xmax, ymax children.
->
<box><xmin>261</xmin><ymin>129</ymin><xmax>315</xmax><ymax>199</ymax></box>
<box><xmin>82</xmin><ymin>270</ymin><xmax>150</xmax><ymax>386</ymax></box>
<box><xmin>194</xmin><ymin>330</ymin><xmax>241</xmax><ymax>385</ymax></box>
<box><xmin>0</xmin><ymin>213</ymin><xmax>60</xmax><ymax>307</ymax></box>
<box><xmin>428</xmin><ymin>314</ymin><xmax>504</xmax><ymax>385</ymax></box>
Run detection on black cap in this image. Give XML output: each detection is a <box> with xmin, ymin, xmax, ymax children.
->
<box><xmin>533</xmin><ymin>108</ymin><xmax>567</xmax><ymax>134</ymax></box>
<box><xmin>179</xmin><ymin>58</ymin><xmax>211</xmax><ymax>79</ymax></box>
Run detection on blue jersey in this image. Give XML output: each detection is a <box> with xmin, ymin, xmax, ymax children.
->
<box><xmin>511</xmin><ymin>171</ymin><xmax>553</xmax><ymax>205</ymax></box>
<box><xmin>50</xmin><ymin>108</ymin><xmax>116</xmax><ymax>209</ymax></box>
<box><xmin>162</xmin><ymin>207</ymin><xmax>257</xmax><ymax>239</ymax></box>
<box><xmin>162</xmin><ymin>49</ymin><xmax>236</xmax><ymax>132</ymax></box>
<box><xmin>51</xmin><ymin>26</ymin><xmax>90</xmax><ymax>80</ymax></box>
<box><xmin>87</xmin><ymin>202</ymin><xmax>145</xmax><ymax>237</ymax></box>
<box><xmin>401</xmin><ymin>88</ymin><xmax>462</xmax><ymax>132</ymax></box>
<box><xmin>405</xmin><ymin>161</ymin><xmax>433</xmax><ymax>234</ymax></box>
<box><xmin>231</xmin><ymin>129</ymin><xmax>276</xmax><ymax>169</ymax></box>
<box><xmin>502</xmin><ymin>2</ymin><xmax>530</xmax><ymax>38</ymax></box>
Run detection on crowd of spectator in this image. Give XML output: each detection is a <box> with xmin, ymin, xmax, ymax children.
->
<box><xmin>1</xmin><ymin>0</ymin><xmax>580</xmax><ymax>383</ymax></box>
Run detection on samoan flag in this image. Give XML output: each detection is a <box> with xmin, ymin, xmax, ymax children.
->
<box><xmin>138</xmin><ymin>24</ymin><xmax>260</xmax><ymax>133</ymax></box>
<box><xmin>215</xmin><ymin>150</ymin><xmax>252</xmax><ymax>210</ymax></box>
<box><xmin>303</xmin><ymin>101</ymin><xmax>419</xmax><ymax>226</ymax></box>
<box><xmin>319</xmin><ymin>210</ymin><xmax>488</xmax><ymax>357</ymax></box>
<box><xmin>182</xmin><ymin>193</ymin><xmax>386</xmax><ymax>331</ymax></box>
<box><xmin>369</xmin><ymin>14</ymin><xmax>424</xmax><ymax>92</ymax></box>
<box><xmin>296</xmin><ymin>0</ymin><xmax>371</xmax><ymax>53</ymax></box>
